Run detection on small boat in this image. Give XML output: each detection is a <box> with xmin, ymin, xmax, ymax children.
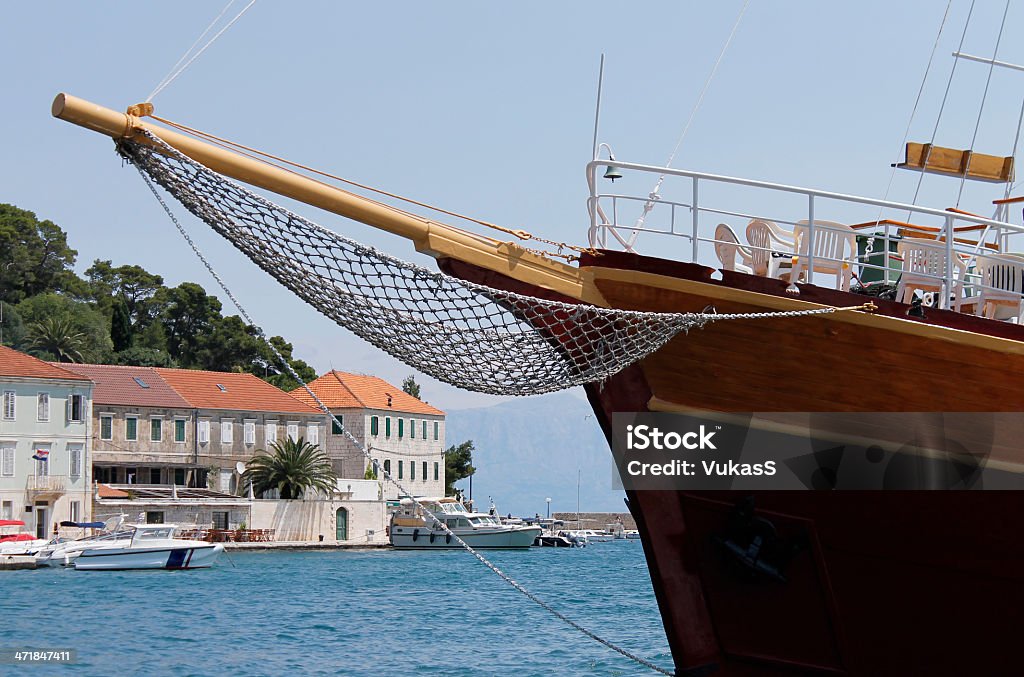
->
<box><xmin>35</xmin><ymin>519</ymin><xmax>135</xmax><ymax>567</ymax></box>
<box><xmin>73</xmin><ymin>523</ymin><xmax>224</xmax><ymax>570</ymax></box>
<box><xmin>0</xmin><ymin>520</ymin><xmax>47</xmax><ymax>555</ymax></box>
<box><xmin>390</xmin><ymin>497</ymin><xmax>541</xmax><ymax>549</ymax></box>
<box><xmin>569</xmin><ymin>529</ymin><xmax>614</xmax><ymax>543</ymax></box>
<box><xmin>623</xmin><ymin>530</ymin><xmax>641</xmax><ymax>540</ymax></box>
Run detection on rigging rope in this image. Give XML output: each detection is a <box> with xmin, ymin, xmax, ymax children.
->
<box><xmin>871</xmin><ymin>0</ymin><xmax>952</xmax><ymax>229</ymax></box>
<box><xmin>145</xmin><ymin>113</ymin><xmax>593</xmax><ymax>260</ymax></box>
<box><xmin>909</xmin><ymin>0</ymin><xmax>976</xmax><ymax>215</ymax></box>
<box><xmin>629</xmin><ymin>0</ymin><xmax>751</xmax><ymax>242</ymax></box>
<box><xmin>956</xmin><ymin>0</ymin><xmax>1011</xmax><ymax>207</ymax></box>
<box><xmin>145</xmin><ymin>0</ymin><xmax>258</xmax><ymax>102</ymax></box>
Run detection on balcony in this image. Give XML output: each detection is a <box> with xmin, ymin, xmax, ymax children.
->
<box><xmin>26</xmin><ymin>475</ymin><xmax>67</xmax><ymax>497</ymax></box>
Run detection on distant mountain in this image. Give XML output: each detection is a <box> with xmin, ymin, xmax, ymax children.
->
<box><xmin>445</xmin><ymin>391</ymin><xmax>626</xmax><ymax>517</ymax></box>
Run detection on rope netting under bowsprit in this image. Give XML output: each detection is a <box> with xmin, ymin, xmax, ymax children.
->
<box><xmin>118</xmin><ymin>132</ymin><xmax>850</xmax><ymax>397</ymax></box>
<box><xmin>116</xmin><ymin>132</ymin><xmax>715</xmax><ymax>396</ymax></box>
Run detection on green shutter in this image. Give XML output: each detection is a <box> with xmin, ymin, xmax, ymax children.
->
<box><xmin>434</xmin><ymin>421</ymin><xmax>439</xmax><ymax>440</ymax></box>
<box><xmin>434</xmin><ymin>462</ymin><xmax>439</xmax><ymax>481</ymax></box>
<box><xmin>385</xmin><ymin>417</ymin><xmax>391</xmax><ymax>437</ymax></box>
<box><xmin>410</xmin><ymin>419</ymin><xmax>415</xmax><ymax>439</ymax></box>
<box><xmin>125</xmin><ymin>417</ymin><xmax>137</xmax><ymax>441</ymax></box>
<box><xmin>398</xmin><ymin>460</ymin><xmax>403</xmax><ymax>479</ymax></box>
<box><xmin>422</xmin><ymin>461</ymin><xmax>427</xmax><ymax>481</ymax></box>
<box><xmin>371</xmin><ymin>416</ymin><xmax>378</xmax><ymax>436</ymax></box>
<box><xmin>410</xmin><ymin>460</ymin><xmax>415</xmax><ymax>479</ymax></box>
<box><xmin>398</xmin><ymin>418</ymin><xmax>404</xmax><ymax>438</ymax></box>
<box><xmin>101</xmin><ymin>416</ymin><xmax>112</xmax><ymax>440</ymax></box>
<box><xmin>175</xmin><ymin>419</ymin><xmax>186</xmax><ymax>442</ymax></box>
<box><xmin>422</xmin><ymin>421</ymin><xmax>427</xmax><ymax>438</ymax></box>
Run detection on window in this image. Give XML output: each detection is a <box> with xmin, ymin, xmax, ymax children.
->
<box><xmin>1</xmin><ymin>445</ymin><xmax>14</xmax><ymax>477</ymax></box>
<box><xmin>132</xmin><ymin>376</ymin><xmax>150</xmax><ymax>389</ymax></box>
<box><xmin>125</xmin><ymin>416</ymin><xmax>138</xmax><ymax>441</ymax></box>
<box><xmin>150</xmin><ymin>468</ymin><xmax>161</xmax><ymax>484</ymax></box>
<box><xmin>3</xmin><ymin>500</ymin><xmax>15</xmax><ymax>520</ymax></box>
<box><xmin>175</xmin><ymin>419</ymin><xmax>186</xmax><ymax>443</ymax></box>
<box><xmin>221</xmin><ymin>420</ymin><xmax>233</xmax><ymax>444</ymax></box>
<box><xmin>68</xmin><ymin>394</ymin><xmax>85</xmax><ymax>423</ymax></box>
<box><xmin>70</xmin><ymin>501</ymin><xmax>80</xmax><ymax>523</ymax></box>
<box><xmin>398</xmin><ymin>460</ymin><xmax>403</xmax><ymax>479</ymax></box>
<box><xmin>385</xmin><ymin>417</ymin><xmax>391</xmax><ymax>438</ymax></box>
<box><xmin>398</xmin><ymin>418</ymin><xmax>404</xmax><ymax>438</ymax></box>
<box><xmin>410</xmin><ymin>459</ymin><xmax>415</xmax><ymax>480</ymax></box>
<box><xmin>100</xmin><ymin>416</ymin><xmax>113</xmax><ymax>440</ymax></box>
<box><xmin>150</xmin><ymin>418</ymin><xmax>162</xmax><ymax>442</ymax></box>
<box><xmin>434</xmin><ymin>421</ymin><xmax>439</xmax><ymax>441</ymax></box>
<box><xmin>37</xmin><ymin>393</ymin><xmax>49</xmax><ymax>422</ymax></box>
<box><xmin>212</xmin><ymin>511</ymin><xmax>229</xmax><ymax>530</ymax></box>
<box><xmin>2</xmin><ymin>391</ymin><xmax>14</xmax><ymax>420</ymax></box>
<box><xmin>307</xmin><ymin>423</ymin><xmax>319</xmax><ymax>445</ymax></box>
<box><xmin>244</xmin><ymin>421</ymin><xmax>256</xmax><ymax>445</ymax></box>
<box><xmin>332</xmin><ymin>417</ymin><xmax>343</xmax><ymax>435</ymax></box>
<box><xmin>422</xmin><ymin>420</ymin><xmax>427</xmax><ymax>439</ymax></box>
<box><xmin>198</xmin><ymin>420</ymin><xmax>210</xmax><ymax>444</ymax></box>
<box><xmin>265</xmin><ymin>422</ymin><xmax>277</xmax><ymax>444</ymax></box>
<box><xmin>383</xmin><ymin>459</ymin><xmax>391</xmax><ymax>475</ymax></box>
<box><xmin>69</xmin><ymin>444</ymin><xmax>82</xmax><ymax>477</ymax></box>
<box><xmin>36</xmin><ymin>452</ymin><xmax>48</xmax><ymax>477</ymax></box>
<box><xmin>370</xmin><ymin>416</ymin><xmax>379</xmax><ymax>436</ymax></box>
<box><xmin>422</xmin><ymin>461</ymin><xmax>427</xmax><ymax>481</ymax></box>
<box><xmin>434</xmin><ymin>462</ymin><xmax>439</xmax><ymax>481</ymax></box>
<box><xmin>146</xmin><ymin>511</ymin><xmax>164</xmax><ymax>524</ymax></box>
<box><xmin>410</xmin><ymin>419</ymin><xmax>416</xmax><ymax>439</ymax></box>
<box><xmin>286</xmin><ymin>423</ymin><xmax>298</xmax><ymax>441</ymax></box>
<box><xmin>174</xmin><ymin>468</ymin><xmax>185</xmax><ymax>486</ymax></box>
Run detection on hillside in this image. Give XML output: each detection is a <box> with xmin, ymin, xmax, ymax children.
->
<box><xmin>445</xmin><ymin>391</ymin><xmax>625</xmax><ymax>517</ymax></box>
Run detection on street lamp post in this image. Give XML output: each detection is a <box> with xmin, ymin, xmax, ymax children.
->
<box><xmin>545</xmin><ymin>497</ymin><xmax>552</xmax><ymax>520</ymax></box>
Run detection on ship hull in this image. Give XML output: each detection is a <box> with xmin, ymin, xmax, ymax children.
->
<box><xmin>440</xmin><ymin>251</ymin><xmax>1024</xmax><ymax>676</ymax></box>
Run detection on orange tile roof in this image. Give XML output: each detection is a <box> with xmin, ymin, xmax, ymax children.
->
<box><xmin>291</xmin><ymin>371</ymin><xmax>444</xmax><ymax>416</ymax></box>
<box><xmin>96</xmin><ymin>484</ymin><xmax>129</xmax><ymax>499</ymax></box>
<box><xmin>54</xmin><ymin>364</ymin><xmax>191</xmax><ymax>408</ymax></box>
<box><xmin>0</xmin><ymin>346</ymin><xmax>92</xmax><ymax>382</ymax></box>
<box><xmin>154</xmin><ymin>368</ymin><xmax>321</xmax><ymax>414</ymax></box>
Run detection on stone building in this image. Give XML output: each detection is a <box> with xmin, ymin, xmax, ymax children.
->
<box><xmin>57</xmin><ymin>364</ymin><xmax>328</xmax><ymax>496</ymax></box>
<box><xmin>0</xmin><ymin>346</ymin><xmax>94</xmax><ymax>537</ymax></box>
<box><xmin>291</xmin><ymin>371</ymin><xmax>446</xmax><ymax>500</ymax></box>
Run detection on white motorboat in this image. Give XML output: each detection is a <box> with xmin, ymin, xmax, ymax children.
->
<box><xmin>390</xmin><ymin>497</ymin><xmax>541</xmax><ymax>549</ymax></box>
<box><xmin>72</xmin><ymin>523</ymin><xmax>224</xmax><ymax>570</ymax></box>
<box><xmin>568</xmin><ymin>529</ymin><xmax>614</xmax><ymax>543</ymax></box>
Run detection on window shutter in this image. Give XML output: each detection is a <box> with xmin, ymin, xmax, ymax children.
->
<box><xmin>2</xmin><ymin>391</ymin><xmax>14</xmax><ymax>420</ymax></box>
<box><xmin>307</xmin><ymin>424</ymin><xmax>319</xmax><ymax>445</ymax></box>
<box><xmin>1</xmin><ymin>447</ymin><xmax>14</xmax><ymax>477</ymax></box>
<box><xmin>199</xmin><ymin>420</ymin><xmax>210</xmax><ymax>444</ymax></box>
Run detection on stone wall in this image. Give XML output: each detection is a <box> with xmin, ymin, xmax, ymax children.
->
<box><xmin>249</xmin><ymin>499</ymin><xmax>387</xmax><ymax>544</ymax></box>
<box><xmin>552</xmin><ymin>511</ymin><xmax>636</xmax><ymax>531</ymax></box>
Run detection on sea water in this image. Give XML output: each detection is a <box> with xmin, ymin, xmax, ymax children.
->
<box><xmin>3</xmin><ymin>542</ymin><xmax>672</xmax><ymax>676</ymax></box>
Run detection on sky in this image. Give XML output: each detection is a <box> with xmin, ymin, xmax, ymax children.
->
<box><xmin>3</xmin><ymin>0</ymin><xmax>1023</xmax><ymax>417</ymax></box>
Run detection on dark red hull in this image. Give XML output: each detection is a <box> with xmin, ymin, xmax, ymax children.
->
<box><xmin>440</xmin><ymin>252</ymin><xmax>1024</xmax><ymax>676</ymax></box>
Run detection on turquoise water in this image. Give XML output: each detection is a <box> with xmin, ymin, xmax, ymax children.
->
<box><xmin>4</xmin><ymin>542</ymin><xmax>672</xmax><ymax>676</ymax></box>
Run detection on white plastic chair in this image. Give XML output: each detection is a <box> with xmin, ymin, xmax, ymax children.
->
<box><xmin>895</xmin><ymin>238</ymin><xmax>967</xmax><ymax>311</ymax></box>
<box><xmin>714</xmin><ymin>223</ymin><xmax>753</xmax><ymax>274</ymax></box>
<box><xmin>973</xmin><ymin>253</ymin><xmax>1024</xmax><ymax>321</ymax></box>
<box><xmin>790</xmin><ymin>220</ymin><xmax>856</xmax><ymax>290</ymax></box>
<box><xmin>745</xmin><ymin>219</ymin><xmax>795</xmax><ymax>278</ymax></box>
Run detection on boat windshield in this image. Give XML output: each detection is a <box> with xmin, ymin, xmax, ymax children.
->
<box><xmin>136</xmin><ymin>527</ymin><xmax>175</xmax><ymax>540</ymax></box>
<box><xmin>439</xmin><ymin>502</ymin><xmax>467</xmax><ymax>514</ymax></box>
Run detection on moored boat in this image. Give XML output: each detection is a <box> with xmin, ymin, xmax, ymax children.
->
<box><xmin>390</xmin><ymin>497</ymin><xmax>541</xmax><ymax>549</ymax></box>
<box><xmin>73</xmin><ymin>523</ymin><xmax>224</xmax><ymax>571</ymax></box>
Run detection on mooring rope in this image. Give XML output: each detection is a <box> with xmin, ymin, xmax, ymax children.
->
<box><xmin>133</xmin><ymin>164</ymin><xmax>677</xmax><ymax>675</ymax></box>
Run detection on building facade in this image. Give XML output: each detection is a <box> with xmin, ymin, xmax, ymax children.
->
<box><xmin>292</xmin><ymin>371</ymin><xmax>446</xmax><ymax>500</ymax></box>
<box><xmin>0</xmin><ymin>346</ymin><xmax>93</xmax><ymax>538</ymax></box>
<box><xmin>58</xmin><ymin>364</ymin><xmax>328</xmax><ymax>497</ymax></box>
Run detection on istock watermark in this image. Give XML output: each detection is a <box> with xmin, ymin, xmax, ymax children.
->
<box><xmin>612</xmin><ymin>411</ymin><xmax>1024</xmax><ymax>490</ymax></box>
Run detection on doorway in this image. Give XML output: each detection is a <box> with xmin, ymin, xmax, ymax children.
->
<box><xmin>336</xmin><ymin>507</ymin><xmax>348</xmax><ymax>541</ymax></box>
<box><xmin>34</xmin><ymin>502</ymin><xmax>48</xmax><ymax>539</ymax></box>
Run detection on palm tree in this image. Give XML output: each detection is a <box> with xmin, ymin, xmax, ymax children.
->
<box><xmin>27</xmin><ymin>315</ymin><xmax>86</xmax><ymax>362</ymax></box>
<box><xmin>243</xmin><ymin>437</ymin><xmax>338</xmax><ymax>499</ymax></box>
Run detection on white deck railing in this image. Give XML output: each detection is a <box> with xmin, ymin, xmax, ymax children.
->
<box><xmin>586</xmin><ymin>159</ymin><xmax>1024</xmax><ymax>313</ymax></box>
